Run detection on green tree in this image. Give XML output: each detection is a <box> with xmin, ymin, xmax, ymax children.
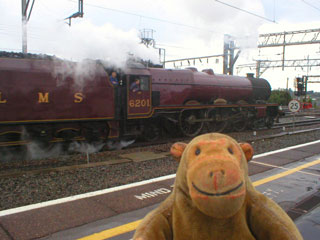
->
<box><xmin>268</xmin><ymin>90</ymin><xmax>292</xmax><ymax>105</ymax></box>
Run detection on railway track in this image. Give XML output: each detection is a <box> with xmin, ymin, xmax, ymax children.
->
<box><xmin>274</xmin><ymin>118</ymin><xmax>320</xmax><ymax>128</ymax></box>
<box><xmin>126</xmin><ymin>117</ymin><xmax>320</xmax><ymax>150</ymax></box>
<box><xmin>1</xmin><ymin>122</ymin><xmax>320</xmax><ymax>211</ymax></box>
<box><xmin>1</xmin><ymin>116</ymin><xmax>320</xmax><ymax>178</ymax></box>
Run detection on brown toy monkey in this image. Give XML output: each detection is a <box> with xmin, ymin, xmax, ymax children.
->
<box><xmin>133</xmin><ymin>133</ymin><xmax>303</xmax><ymax>240</ymax></box>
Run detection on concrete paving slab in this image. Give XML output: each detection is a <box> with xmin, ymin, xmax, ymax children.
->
<box><xmin>269</xmin><ymin>149</ymin><xmax>314</xmax><ymax>162</ymax></box>
<box><xmin>157</xmin><ymin>178</ymin><xmax>175</xmax><ymax>189</ymax></box>
<box><xmin>5</xmin><ymin>143</ymin><xmax>320</xmax><ymax>240</ymax></box>
<box><xmin>0</xmin><ymin>198</ymin><xmax>116</xmax><ymax>240</ymax></box>
<box><xmin>41</xmin><ymin>204</ymin><xmax>159</xmax><ymax>240</ymax></box>
<box><xmin>252</xmin><ymin>159</ymin><xmax>320</xmax><ymax>208</ymax></box>
<box><xmin>119</xmin><ymin>152</ymin><xmax>168</xmax><ymax>162</ymax></box>
<box><xmin>255</xmin><ymin>154</ymin><xmax>305</xmax><ymax>167</ymax></box>
<box><xmin>295</xmin><ymin>205</ymin><xmax>320</xmax><ymax>240</ymax></box>
<box><xmin>0</xmin><ymin>226</ymin><xmax>11</xmax><ymax>240</ymax></box>
<box><xmin>56</xmin><ymin>155</ymin><xmax>320</xmax><ymax>240</ymax></box>
<box><xmin>248</xmin><ymin>161</ymin><xmax>274</xmax><ymax>175</ymax></box>
<box><xmin>91</xmin><ymin>182</ymin><xmax>171</xmax><ymax>214</ymax></box>
<box><xmin>295</xmin><ymin>143</ymin><xmax>320</xmax><ymax>154</ymax></box>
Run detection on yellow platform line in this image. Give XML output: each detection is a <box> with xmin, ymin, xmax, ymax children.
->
<box><xmin>79</xmin><ymin>158</ymin><xmax>320</xmax><ymax>240</ymax></box>
<box><xmin>251</xmin><ymin>160</ymin><xmax>320</xmax><ymax>177</ymax></box>
<box><xmin>79</xmin><ymin>220</ymin><xmax>141</xmax><ymax>240</ymax></box>
<box><xmin>253</xmin><ymin>159</ymin><xmax>320</xmax><ymax>187</ymax></box>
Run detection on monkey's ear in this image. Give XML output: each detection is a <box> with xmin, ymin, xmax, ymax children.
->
<box><xmin>170</xmin><ymin>142</ymin><xmax>187</xmax><ymax>162</ymax></box>
<box><xmin>239</xmin><ymin>143</ymin><xmax>254</xmax><ymax>162</ymax></box>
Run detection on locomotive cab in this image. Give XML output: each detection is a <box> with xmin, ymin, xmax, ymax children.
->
<box><xmin>115</xmin><ymin>70</ymin><xmax>154</xmax><ymax>139</ymax></box>
<box><xmin>127</xmin><ymin>75</ymin><xmax>152</xmax><ymax>117</ymax></box>
<box><xmin>124</xmin><ymin>69</ymin><xmax>152</xmax><ymax>118</ymax></box>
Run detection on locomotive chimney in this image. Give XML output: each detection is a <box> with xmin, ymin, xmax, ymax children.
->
<box><xmin>246</xmin><ymin>73</ymin><xmax>254</xmax><ymax>78</ymax></box>
<box><xmin>186</xmin><ymin>67</ymin><xmax>198</xmax><ymax>72</ymax></box>
<box><xmin>202</xmin><ymin>69</ymin><xmax>214</xmax><ymax>75</ymax></box>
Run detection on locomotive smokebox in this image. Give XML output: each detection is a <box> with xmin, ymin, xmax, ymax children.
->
<box><xmin>249</xmin><ymin>76</ymin><xmax>272</xmax><ymax>102</ymax></box>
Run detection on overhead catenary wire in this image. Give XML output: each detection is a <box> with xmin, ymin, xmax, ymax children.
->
<box><xmin>273</xmin><ymin>0</ymin><xmax>276</xmax><ymax>23</ymax></box>
<box><xmin>300</xmin><ymin>0</ymin><xmax>320</xmax><ymax>12</ymax></box>
<box><xmin>157</xmin><ymin>43</ymin><xmax>198</xmax><ymax>50</ymax></box>
<box><xmin>214</xmin><ymin>0</ymin><xmax>278</xmax><ymax>23</ymax></box>
<box><xmin>38</xmin><ymin>1</ymin><xmax>69</xmax><ymax>20</ymax></box>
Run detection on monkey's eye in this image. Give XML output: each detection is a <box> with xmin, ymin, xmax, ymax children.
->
<box><xmin>228</xmin><ymin>147</ymin><xmax>234</xmax><ymax>155</ymax></box>
<box><xmin>195</xmin><ymin>148</ymin><xmax>201</xmax><ymax>156</ymax></box>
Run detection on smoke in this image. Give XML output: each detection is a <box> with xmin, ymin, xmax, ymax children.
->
<box><xmin>68</xmin><ymin>141</ymin><xmax>105</xmax><ymax>154</ymax></box>
<box><xmin>0</xmin><ymin>141</ymin><xmax>106</xmax><ymax>162</ymax></box>
<box><xmin>0</xmin><ymin>1</ymin><xmax>159</xmax><ymax>65</ymax></box>
<box><xmin>0</xmin><ymin>147</ymin><xmax>25</xmax><ymax>163</ymax></box>
<box><xmin>0</xmin><ymin>127</ymin><xmax>107</xmax><ymax>162</ymax></box>
<box><xmin>25</xmin><ymin>139</ymin><xmax>135</xmax><ymax>161</ymax></box>
<box><xmin>107</xmin><ymin>139</ymin><xmax>135</xmax><ymax>150</ymax></box>
<box><xmin>52</xmin><ymin>59</ymin><xmax>106</xmax><ymax>90</ymax></box>
<box><xmin>26</xmin><ymin>142</ymin><xmax>63</xmax><ymax>160</ymax></box>
<box><xmin>1</xmin><ymin>0</ymin><xmax>266</xmax><ymax>69</ymax></box>
<box><xmin>25</xmin><ymin>140</ymin><xmax>135</xmax><ymax>160</ymax></box>
<box><xmin>31</xmin><ymin>20</ymin><xmax>159</xmax><ymax>66</ymax></box>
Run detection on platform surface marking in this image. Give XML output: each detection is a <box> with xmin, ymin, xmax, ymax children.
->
<box><xmin>78</xmin><ymin>157</ymin><xmax>320</xmax><ymax>240</ymax></box>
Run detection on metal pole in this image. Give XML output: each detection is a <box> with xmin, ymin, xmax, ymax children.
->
<box><xmin>282</xmin><ymin>32</ymin><xmax>286</xmax><ymax>71</ymax></box>
<box><xmin>86</xmin><ymin>150</ymin><xmax>90</xmax><ymax>164</ymax></box>
<box><xmin>256</xmin><ymin>60</ymin><xmax>261</xmax><ymax>78</ymax></box>
<box><xmin>228</xmin><ymin>40</ymin><xmax>235</xmax><ymax>75</ymax></box>
<box><xmin>286</xmin><ymin>77</ymin><xmax>289</xmax><ymax>104</ymax></box>
<box><xmin>223</xmin><ymin>35</ymin><xmax>229</xmax><ymax>74</ymax></box>
<box><xmin>21</xmin><ymin>0</ymin><xmax>28</xmax><ymax>53</ymax></box>
<box><xmin>163</xmin><ymin>48</ymin><xmax>166</xmax><ymax>68</ymax></box>
<box><xmin>306</xmin><ymin>56</ymin><xmax>309</xmax><ymax>100</ymax></box>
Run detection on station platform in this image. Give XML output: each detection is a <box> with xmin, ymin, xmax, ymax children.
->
<box><xmin>1</xmin><ymin>140</ymin><xmax>320</xmax><ymax>240</ymax></box>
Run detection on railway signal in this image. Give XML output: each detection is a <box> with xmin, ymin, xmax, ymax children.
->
<box><xmin>294</xmin><ymin>77</ymin><xmax>306</xmax><ymax>96</ymax></box>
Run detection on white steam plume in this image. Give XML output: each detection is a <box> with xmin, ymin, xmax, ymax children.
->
<box><xmin>31</xmin><ymin>20</ymin><xmax>159</xmax><ymax>66</ymax></box>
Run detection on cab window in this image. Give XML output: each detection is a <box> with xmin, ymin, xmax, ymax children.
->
<box><xmin>129</xmin><ymin>76</ymin><xmax>149</xmax><ymax>91</ymax></box>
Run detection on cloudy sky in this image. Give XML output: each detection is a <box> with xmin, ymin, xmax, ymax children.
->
<box><xmin>1</xmin><ymin>0</ymin><xmax>320</xmax><ymax>91</ymax></box>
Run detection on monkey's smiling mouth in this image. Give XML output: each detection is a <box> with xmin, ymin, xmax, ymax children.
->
<box><xmin>192</xmin><ymin>181</ymin><xmax>243</xmax><ymax>196</ymax></box>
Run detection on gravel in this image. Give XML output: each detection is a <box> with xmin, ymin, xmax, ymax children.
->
<box><xmin>0</xmin><ymin>127</ymin><xmax>320</xmax><ymax>211</ymax></box>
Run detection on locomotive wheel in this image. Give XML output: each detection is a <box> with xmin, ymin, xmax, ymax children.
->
<box><xmin>205</xmin><ymin>109</ymin><xmax>228</xmax><ymax>133</ymax></box>
<box><xmin>248</xmin><ymin>120</ymin><xmax>259</xmax><ymax>130</ymax></box>
<box><xmin>232</xmin><ymin>118</ymin><xmax>247</xmax><ymax>132</ymax></box>
<box><xmin>232</xmin><ymin>112</ymin><xmax>248</xmax><ymax>132</ymax></box>
<box><xmin>179</xmin><ymin>110</ymin><xmax>204</xmax><ymax>137</ymax></box>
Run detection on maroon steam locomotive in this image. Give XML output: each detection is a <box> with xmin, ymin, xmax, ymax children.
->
<box><xmin>0</xmin><ymin>54</ymin><xmax>278</xmax><ymax>147</ymax></box>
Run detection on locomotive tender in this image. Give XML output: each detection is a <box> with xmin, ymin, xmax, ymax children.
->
<box><xmin>0</xmin><ymin>55</ymin><xmax>278</xmax><ymax>147</ymax></box>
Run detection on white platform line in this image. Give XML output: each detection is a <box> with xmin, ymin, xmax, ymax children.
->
<box><xmin>250</xmin><ymin>160</ymin><xmax>320</xmax><ymax>177</ymax></box>
<box><xmin>252</xmin><ymin>139</ymin><xmax>320</xmax><ymax>158</ymax></box>
<box><xmin>0</xmin><ymin>174</ymin><xmax>176</xmax><ymax>217</ymax></box>
<box><xmin>1</xmin><ymin>139</ymin><xmax>320</xmax><ymax>217</ymax></box>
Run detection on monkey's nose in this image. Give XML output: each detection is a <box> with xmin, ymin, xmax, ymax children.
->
<box><xmin>209</xmin><ymin>169</ymin><xmax>225</xmax><ymax>178</ymax></box>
